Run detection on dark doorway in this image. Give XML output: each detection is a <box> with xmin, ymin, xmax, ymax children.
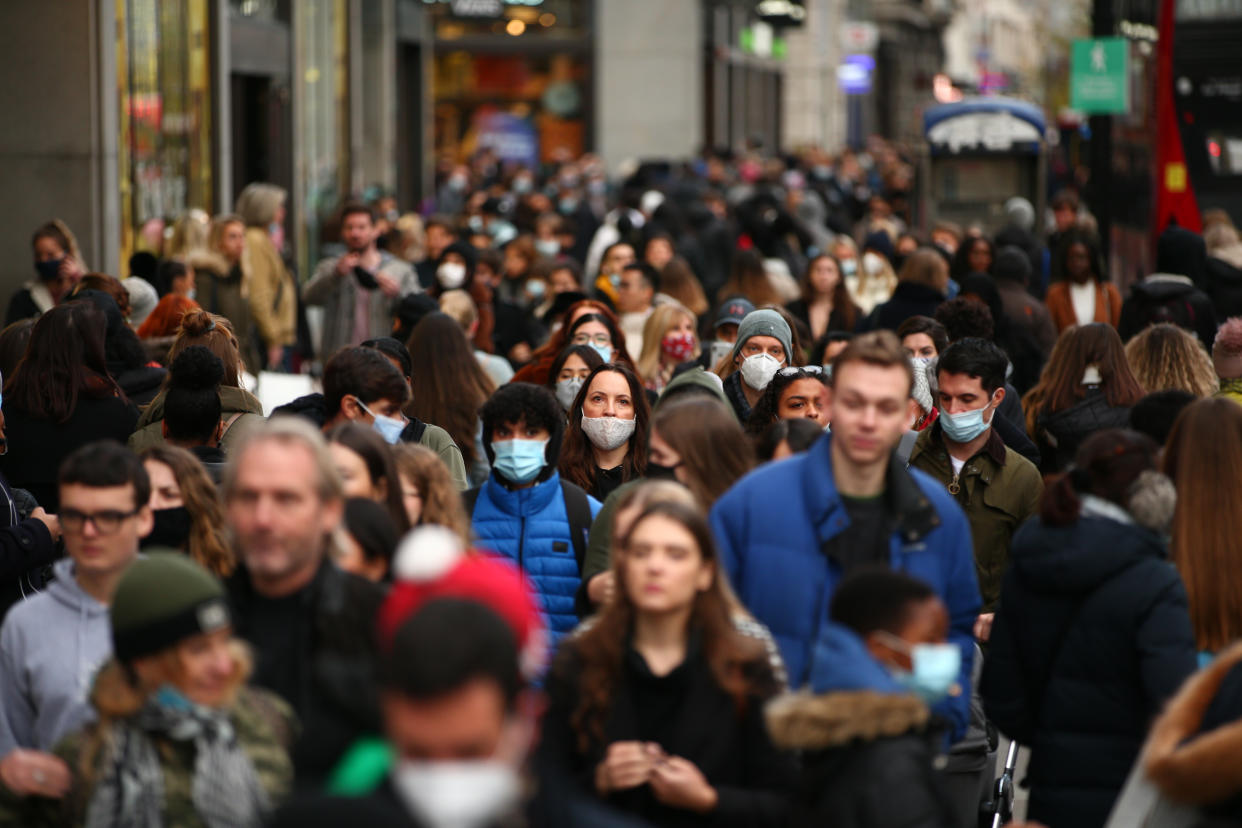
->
<box><xmin>230</xmin><ymin>73</ymin><xmax>292</xmax><ymax>206</ymax></box>
<box><xmin>396</xmin><ymin>43</ymin><xmax>425</xmax><ymax>211</ymax></box>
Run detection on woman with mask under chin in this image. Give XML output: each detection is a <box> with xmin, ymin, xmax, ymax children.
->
<box><xmin>547</xmin><ymin>344</ymin><xmax>605</xmax><ymax>415</ymax></box>
<box><xmin>717</xmin><ymin>309</ymin><xmax>796</xmax><ymax>423</ymax></box>
<box><xmin>559</xmin><ymin>364</ymin><xmax>650</xmax><ymax>502</ymax></box>
<box><xmin>468</xmin><ymin>383</ymin><xmax>603</xmax><ymax>646</ymax></box>
<box><xmin>0</xmin><ymin>554</ymin><xmax>295</xmax><ymax>827</ymax></box>
<box><xmin>6</xmin><ymin>219</ymin><xmax>86</xmax><ymax>326</ymax></box>
<box><xmin>140</xmin><ymin>445</ymin><xmax>235</xmax><ymax>579</ymax></box>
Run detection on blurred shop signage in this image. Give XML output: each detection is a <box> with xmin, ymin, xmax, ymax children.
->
<box><xmin>447</xmin><ymin>0</ymin><xmax>543</xmax><ymax>17</ymax></box>
<box><xmin>837</xmin><ymin>54</ymin><xmax>874</xmax><ymax>94</ymax></box>
<box><xmin>755</xmin><ymin>0</ymin><xmax>806</xmax><ymax>27</ymax></box>
<box><xmin>473</xmin><ymin>109</ymin><xmax>538</xmax><ymax>167</ymax></box>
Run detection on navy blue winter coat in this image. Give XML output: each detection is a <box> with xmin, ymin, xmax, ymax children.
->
<box><xmin>710</xmin><ymin>433</ymin><xmax>981</xmax><ymax>741</ymax></box>
<box><xmin>471</xmin><ymin>470</ymin><xmax>601</xmax><ymax>642</ymax></box>
<box><xmin>981</xmin><ymin>504</ymin><xmax>1197</xmax><ymax>828</ymax></box>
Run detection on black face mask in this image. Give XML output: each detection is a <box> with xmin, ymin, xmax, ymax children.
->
<box><xmin>645</xmin><ymin>460</ymin><xmax>683</xmax><ymax>481</ymax></box>
<box><xmin>141</xmin><ymin>506</ymin><xmax>192</xmax><ymax>550</ymax></box>
<box><xmin>354</xmin><ymin>265</ymin><xmax>380</xmax><ymax>290</ymax></box>
<box><xmin>34</xmin><ymin>258</ymin><xmax>63</xmax><ymax>282</ymax></box>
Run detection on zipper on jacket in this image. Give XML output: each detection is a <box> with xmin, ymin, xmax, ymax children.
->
<box><xmin>517</xmin><ymin>515</ymin><xmax>526</xmax><ymax>569</ymax></box>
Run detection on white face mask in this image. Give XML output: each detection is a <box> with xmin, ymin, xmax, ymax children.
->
<box><xmin>740</xmin><ymin>352</ymin><xmax>782</xmax><ymax>391</ymax></box>
<box><xmin>862</xmin><ymin>251</ymin><xmax>886</xmax><ymax>277</ymax></box>
<box><xmin>437</xmin><ymin>261</ymin><xmax>467</xmax><ymax>289</ymax></box>
<box><xmin>555</xmin><ymin>377</ymin><xmax>584</xmax><ymax>411</ymax></box>
<box><xmin>391</xmin><ymin>759</ymin><xmax>521</xmax><ymax>828</ymax></box>
<box><xmin>708</xmin><ymin>339</ymin><xmax>734</xmax><ymax>368</ymax></box>
<box><xmin>186</xmin><ymin>288</ymin><xmax>197</xmax><ymax>302</ymax></box>
<box><xmin>581</xmin><ymin>414</ymin><xmax>637</xmax><ymax>451</ymax></box>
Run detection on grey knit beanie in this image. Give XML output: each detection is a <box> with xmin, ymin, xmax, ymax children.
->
<box><xmin>731</xmin><ymin>309</ymin><xmax>793</xmax><ymax>363</ymax></box>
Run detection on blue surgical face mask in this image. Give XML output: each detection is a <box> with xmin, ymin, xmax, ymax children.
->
<box><xmin>491</xmin><ymin>438</ymin><xmax>548</xmax><ymax>484</ymax></box>
<box><xmin>154</xmin><ymin>683</ymin><xmax>194</xmax><ymax>712</ymax></box>
<box><xmin>878</xmin><ymin>632</ymin><xmax>962</xmax><ymax>705</ymax></box>
<box><xmin>939</xmin><ymin>394</ymin><xmax>996</xmax><ymax>444</ymax></box>
<box><xmin>359</xmin><ymin>400</ymin><xmax>406</xmax><ymax>445</ymax></box>
<box><xmin>588</xmin><ymin>342</ymin><xmax>613</xmax><ymax>363</ymax></box>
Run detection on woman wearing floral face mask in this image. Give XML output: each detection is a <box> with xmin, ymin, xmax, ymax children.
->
<box><xmin>717</xmin><ymin>309</ymin><xmax>795</xmax><ymax>423</ymax></box>
<box><xmin>547</xmin><ymin>344</ymin><xmax>604</xmax><ymax>414</ymax></box>
<box><xmin>635</xmin><ymin>303</ymin><xmax>699</xmax><ymax>393</ymax></box>
<box><xmin>559</xmin><ymin>364</ymin><xmax>650</xmax><ymax>502</ymax></box>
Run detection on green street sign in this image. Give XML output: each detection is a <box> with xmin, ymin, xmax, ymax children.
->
<box><xmin>1071</xmin><ymin>37</ymin><xmax>1130</xmax><ymax>114</ymax></box>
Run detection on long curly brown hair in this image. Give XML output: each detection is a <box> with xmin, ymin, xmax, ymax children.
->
<box><xmin>139</xmin><ymin>445</ymin><xmax>236</xmax><ymax>577</ymax></box>
<box><xmin>566</xmin><ymin>501</ymin><xmax>763</xmax><ymax>753</ymax></box>
<box><xmin>392</xmin><ymin>443</ymin><xmax>471</xmax><ymax>543</ymax></box>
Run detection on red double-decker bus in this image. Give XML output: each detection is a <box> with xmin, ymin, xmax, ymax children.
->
<box><xmin>1108</xmin><ymin>0</ymin><xmax>1242</xmax><ymax>288</ymax></box>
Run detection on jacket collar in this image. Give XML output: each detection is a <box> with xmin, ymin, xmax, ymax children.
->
<box><xmin>913</xmin><ymin>421</ymin><xmax>1007</xmax><ymax>468</ymax></box>
<box><xmin>802</xmin><ymin>434</ymin><xmax>941</xmax><ymax>544</ymax></box>
<box><xmin>1144</xmin><ymin>641</ymin><xmax>1242</xmax><ymax>806</ymax></box>
<box><xmin>483</xmin><ymin>470</ymin><xmax>561</xmax><ymax>517</ymax></box>
<box><xmin>766</xmin><ymin>689</ymin><xmax>930</xmax><ymax>750</ymax></box>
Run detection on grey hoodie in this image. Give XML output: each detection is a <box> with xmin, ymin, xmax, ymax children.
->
<box><xmin>0</xmin><ymin>558</ymin><xmax>110</xmax><ymax>753</ymax></box>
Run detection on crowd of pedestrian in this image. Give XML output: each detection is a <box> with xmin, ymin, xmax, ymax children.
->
<box><xmin>2</xmin><ymin>140</ymin><xmax>1242</xmax><ymax>827</ymax></box>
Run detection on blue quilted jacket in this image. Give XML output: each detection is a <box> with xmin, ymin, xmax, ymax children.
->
<box><xmin>470</xmin><ymin>471</ymin><xmax>601</xmax><ymax>641</ymax></box>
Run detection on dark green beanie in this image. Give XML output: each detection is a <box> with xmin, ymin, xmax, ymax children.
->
<box><xmin>111</xmin><ymin>551</ymin><xmax>231</xmax><ymax>663</ymax></box>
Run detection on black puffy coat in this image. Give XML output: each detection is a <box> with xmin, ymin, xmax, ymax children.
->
<box><xmin>981</xmin><ymin>509</ymin><xmax>1197</xmax><ymax>828</ymax></box>
<box><xmin>1118</xmin><ymin>276</ymin><xmax>1218</xmax><ymax>349</ymax></box>
<box><xmin>1034</xmin><ymin>387</ymin><xmax>1133</xmax><ymax>474</ymax></box>
<box><xmin>1206</xmin><ymin>256</ymin><xmax>1242</xmax><ymax>323</ymax></box>
<box><xmin>864</xmin><ymin>282</ymin><xmax>947</xmax><ymax>333</ymax></box>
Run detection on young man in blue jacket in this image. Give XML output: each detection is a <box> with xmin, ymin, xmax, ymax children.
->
<box><xmin>470</xmin><ymin>383</ymin><xmax>601</xmax><ymax>645</ymax></box>
<box><xmin>710</xmin><ymin>330</ymin><xmax>981</xmax><ymax>744</ymax></box>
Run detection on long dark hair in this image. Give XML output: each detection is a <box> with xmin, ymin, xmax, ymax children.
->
<box><xmin>405</xmin><ymin>312</ymin><xmax>496</xmax><ymax>466</ymax></box>
<box><xmin>326</xmin><ymin>422</ymin><xmax>411</xmax><ymax>534</ymax></box>
<box><xmin>558</xmin><ymin>364</ymin><xmax>650</xmax><ymax>490</ymax></box>
<box><xmin>651</xmin><ymin>396</ymin><xmax>756</xmax><ymax>509</ymax></box>
<box><xmin>745</xmin><ymin>366</ymin><xmax>829</xmax><ymax>436</ymax></box>
<box><xmin>1052</xmin><ymin>228</ymin><xmax>1107</xmax><ymax>282</ymax></box>
<box><xmin>951</xmin><ymin>235</ymin><xmax>994</xmax><ymax>280</ymax></box>
<box><xmin>6</xmin><ymin>302</ymin><xmax>122</xmax><ymax>423</ymax></box>
<box><xmin>546</xmin><ymin>344</ymin><xmax>605</xmax><ymax>390</ymax></box>
<box><xmin>566</xmin><ymin>501</ymin><xmax>764</xmax><ymax>752</ymax></box>
<box><xmin>1022</xmin><ymin>323</ymin><xmax>1145</xmax><ymax>434</ymax></box>
<box><xmin>800</xmin><ymin>254</ymin><xmax>859</xmax><ymax>331</ymax></box>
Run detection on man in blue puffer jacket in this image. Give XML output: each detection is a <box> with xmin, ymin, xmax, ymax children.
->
<box><xmin>470</xmin><ymin>383</ymin><xmax>601</xmax><ymax>645</ymax></box>
<box><xmin>711</xmin><ymin>330</ymin><xmax>981</xmax><ymax>743</ymax></box>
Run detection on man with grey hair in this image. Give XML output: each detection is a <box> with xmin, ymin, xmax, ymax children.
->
<box><xmin>223</xmin><ymin>416</ymin><xmax>383</xmax><ymax>788</ymax></box>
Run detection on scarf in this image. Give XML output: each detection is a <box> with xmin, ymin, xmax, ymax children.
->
<box><xmin>85</xmin><ymin>691</ymin><xmax>270</xmax><ymax>828</ymax></box>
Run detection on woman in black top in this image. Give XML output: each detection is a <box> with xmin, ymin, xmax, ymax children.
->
<box><xmin>541</xmin><ymin>501</ymin><xmax>792</xmax><ymax>826</ymax></box>
<box><xmin>0</xmin><ymin>301</ymin><xmax>138</xmax><ymax>510</ymax></box>
<box><xmin>785</xmin><ymin>253</ymin><xmax>861</xmax><ymax>342</ymax></box>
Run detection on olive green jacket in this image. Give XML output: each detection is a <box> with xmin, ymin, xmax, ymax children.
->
<box><xmin>0</xmin><ymin>686</ymin><xmax>296</xmax><ymax>827</ymax></box>
<box><xmin>908</xmin><ymin>424</ymin><xmax>1042</xmax><ymax>612</ymax></box>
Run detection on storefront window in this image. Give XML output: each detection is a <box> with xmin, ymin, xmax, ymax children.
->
<box><xmin>433</xmin><ymin>51</ymin><xmax>590</xmax><ymax>164</ymax></box>
<box><xmin>429</xmin><ymin>0</ymin><xmax>591</xmax><ymax>165</ymax></box>
<box><xmin>294</xmin><ymin>0</ymin><xmax>349</xmax><ymax>279</ymax></box>
<box><xmin>117</xmin><ymin>0</ymin><xmax>213</xmax><ymax>262</ymax></box>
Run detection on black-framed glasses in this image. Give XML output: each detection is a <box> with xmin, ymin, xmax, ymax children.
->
<box><xmin>60</xmin><ymin>507</ymin><xmax>142</xmax><ymax>535</ymax></box>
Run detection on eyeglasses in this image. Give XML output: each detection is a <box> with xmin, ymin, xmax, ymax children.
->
<box><xmin>777</xmin><ymin>365</ymin><xmax>823</xmax><ymax>378</ymax></box>
<box><xmin>61</xmin><ymin>507</ymin><xmax>142</xmax><ymax>535</ymax></box>
<box><xmin>572</xmin><ymin>333</ymin><xmax>612</xmax><ymax>347</ymax></box>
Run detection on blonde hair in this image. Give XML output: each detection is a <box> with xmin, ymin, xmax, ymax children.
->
<box><xmin>235</xmin><ymin>183</ymin><xmax>286</xmax><ymax>228</ymax></box>
<box><xmin>166</xmin><ymin>209</ymin><xmax>211</xmax><ymax>259</ymax></box>
<box><xmin>636</xmin><ymin>302</ymin><xmax>698</xmax><ymax>384</ymax></box>
<box><xmin>392</xmin><ymin>443</ymin><xmax>471</xmax><ymax>544</ymax></box>
<box><xmin>439</xmin><ymin>290</ymin><xmax>478</xmax><ymax>331</ymax></box>
<box><xmin>1124</xmin><ymin>323</ymin><xmax>1219</xmax><ymax>398</ymax></box>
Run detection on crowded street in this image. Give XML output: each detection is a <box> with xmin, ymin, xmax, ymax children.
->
<box><xmin>1</xmin><ymin>0</ymin><xmax>1242</xmax><ymax>826</ymax></box>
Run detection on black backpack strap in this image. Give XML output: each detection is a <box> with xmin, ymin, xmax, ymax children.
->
<box><xmin>463</xmin><ymin>485</ymin><xmax>482</xmax><ymax>518</ymax></box>
<box><xmin>559</xmin><ymin>480</ymin><xmax>592</xmax><ymax>574</ymax></box>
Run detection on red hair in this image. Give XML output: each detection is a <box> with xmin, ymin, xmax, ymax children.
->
<box><xmin>137</xmin><ymin>294</ymin><xmax>200</xmax><ymax>340</ymax></box>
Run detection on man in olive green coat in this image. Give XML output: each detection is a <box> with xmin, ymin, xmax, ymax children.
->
<box><xmin>909</xmin><ymin>338</ymin><xmax>1042</xmax><ymax>622</ymax></box>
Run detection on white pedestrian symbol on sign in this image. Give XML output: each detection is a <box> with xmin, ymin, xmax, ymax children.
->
<box><xmin>1091</xmin><ymin>43</ymin><xmax>1106</xmax><ymax>72</ymax></box>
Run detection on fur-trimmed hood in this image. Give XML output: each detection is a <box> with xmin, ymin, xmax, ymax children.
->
<box><xmin>1145</xmin><ymin>641</ymin><xmax>1242</xmax><ymax>806</ymax></box>
<box><xmin>766</xmin><ymin>690</ymin><xmax>930</xmax><ymax>751</ymax></box>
